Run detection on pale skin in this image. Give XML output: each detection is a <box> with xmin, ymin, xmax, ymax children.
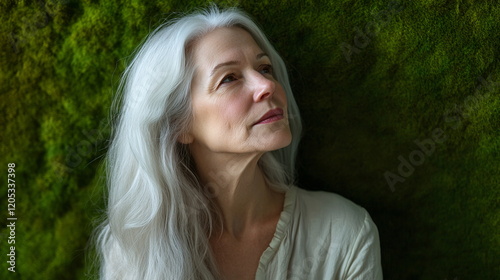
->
<box><xmin>180</xmin><ymin>27</ymin><xmax>292</xmax><ymax>279</ymax></box>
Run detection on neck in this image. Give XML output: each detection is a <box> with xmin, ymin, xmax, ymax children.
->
<box><xmin>190</xmin><ymin>149</ymin><xmax>284</xmax><ymax>239</ymax></box>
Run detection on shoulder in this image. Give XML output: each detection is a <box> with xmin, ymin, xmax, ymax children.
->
<box><xmin>294</xmin><ymin>186</ymin><xmax>368</xmax><ymax>224</ymax></box>
<box><xmin>291</xmin><ymin>186</ymin><xmax>378</xmax><ymax>244</ymax></box>
<box><xmin>286</xmin><ymin>187</ymin><xmax>383</xmax><ymax>279</ymax></box>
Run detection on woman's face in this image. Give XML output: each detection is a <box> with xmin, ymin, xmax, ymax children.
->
<box><xmin>184</xmin><ymin>27</ymin><xmax>292</xmax><ymax>155</ymax></box>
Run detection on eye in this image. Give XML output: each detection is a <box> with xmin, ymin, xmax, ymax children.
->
<box><xmin>220</xmin><ymin>74</ymin><xmax>237</xmax><ymax>85</ymax></box>
<box><xmin>259</xmin><ymin>64</ymin><xmax>273</xmax><ymax>76</ymax></box>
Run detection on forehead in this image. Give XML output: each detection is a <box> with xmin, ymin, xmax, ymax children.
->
<box><xmin>190</xmin><ymin>27</ymin><xmax>264</xmax><ymax>70</ymax></box>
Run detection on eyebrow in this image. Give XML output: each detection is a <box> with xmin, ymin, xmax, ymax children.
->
<box><xmin>209</xmin><ymin>52</ymin><xmax>269</xmax><ymax>77</ymax></box>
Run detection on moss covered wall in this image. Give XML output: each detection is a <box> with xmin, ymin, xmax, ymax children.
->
<box><xmin>1</xmin><ymin>0</ymin><xmax>498</xmax><ymax>279</ymax></box>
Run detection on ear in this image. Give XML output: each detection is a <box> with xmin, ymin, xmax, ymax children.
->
<box><xmin>177</xmin><ymin>132</ymin><xmax>194</xmax><ymax>144</ymax></box>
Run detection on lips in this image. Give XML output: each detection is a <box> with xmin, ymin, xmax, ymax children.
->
<box><xmin>254</xmin><ymin>108</ymin><xmax>284</xmax><ymax>125</ymax></box>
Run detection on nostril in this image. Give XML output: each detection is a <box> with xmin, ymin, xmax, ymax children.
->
<box><xmin>260</xmin><ymin>92</ymin><xmax>271</xmax><ymax>100</ymax></box>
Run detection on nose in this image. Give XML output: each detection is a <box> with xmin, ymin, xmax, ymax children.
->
<box><xmin>251</xmin><ymin>71</ymin><xmax>276</xmax><ymax>102</ymax></box>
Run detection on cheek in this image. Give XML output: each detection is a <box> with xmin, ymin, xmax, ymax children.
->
<box><xmin>193</xmin><ymin>95</ymin><xmax>251</xmax><ymax>137</ymax></box>
<box><xmin>221</xmin><ymin>95</ymin><xmax>252</xmax><ymax>126</ymax></box>
<box><xmin>276</xmin><ymin>84</ymin><xmax>288</xmax><ymax>106</ymax></box>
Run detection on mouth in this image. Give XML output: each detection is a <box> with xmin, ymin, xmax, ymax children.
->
<box><xmin>253</xmin><ymin>108</ymin><xmax>284</xmax><ymax>125</ymax></box>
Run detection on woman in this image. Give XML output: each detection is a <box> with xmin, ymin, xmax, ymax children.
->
<box><xmin>96</xmin><ymin>6</ymin><xmax>382</xmax><ymax>280</ymax></box>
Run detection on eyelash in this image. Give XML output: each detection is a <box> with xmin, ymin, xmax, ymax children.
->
<box><xmin>219</xmin><ymin>64</ymin><xmax>274</xmax><ymax>86</ymax></box>
<box><xmin>260</xmin><ymin>64</ymin><xmax>273</xmax><ymax>75</ymax></box>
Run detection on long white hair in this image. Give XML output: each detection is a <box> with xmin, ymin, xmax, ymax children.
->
<box><xmin>95</xmin><ymin>5</ymin><xmax>302</xmax><ymax>280</ymax></box>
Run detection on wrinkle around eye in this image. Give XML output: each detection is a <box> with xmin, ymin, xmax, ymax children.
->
<box><xmin>217</xmin><ymin>71</ymin><xmax>243</xmax><ymax>89</ymax></box>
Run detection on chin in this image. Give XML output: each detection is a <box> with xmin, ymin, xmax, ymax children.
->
<box><xmin>261</xmin><ymin>129</ymin><xmax>293</xmax><ymax>152</ymax></box>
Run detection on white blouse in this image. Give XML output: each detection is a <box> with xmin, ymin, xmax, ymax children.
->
<box><xmin>256</xmin><ymin>186</ymin><xmax>383</xmax><ymax>280</ymax></box>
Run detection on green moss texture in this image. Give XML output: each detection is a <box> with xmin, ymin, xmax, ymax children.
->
<box><xmin>1</xmin><ymin>0</ymin><xmax>498</xmax><ymax>279</ymax></box>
